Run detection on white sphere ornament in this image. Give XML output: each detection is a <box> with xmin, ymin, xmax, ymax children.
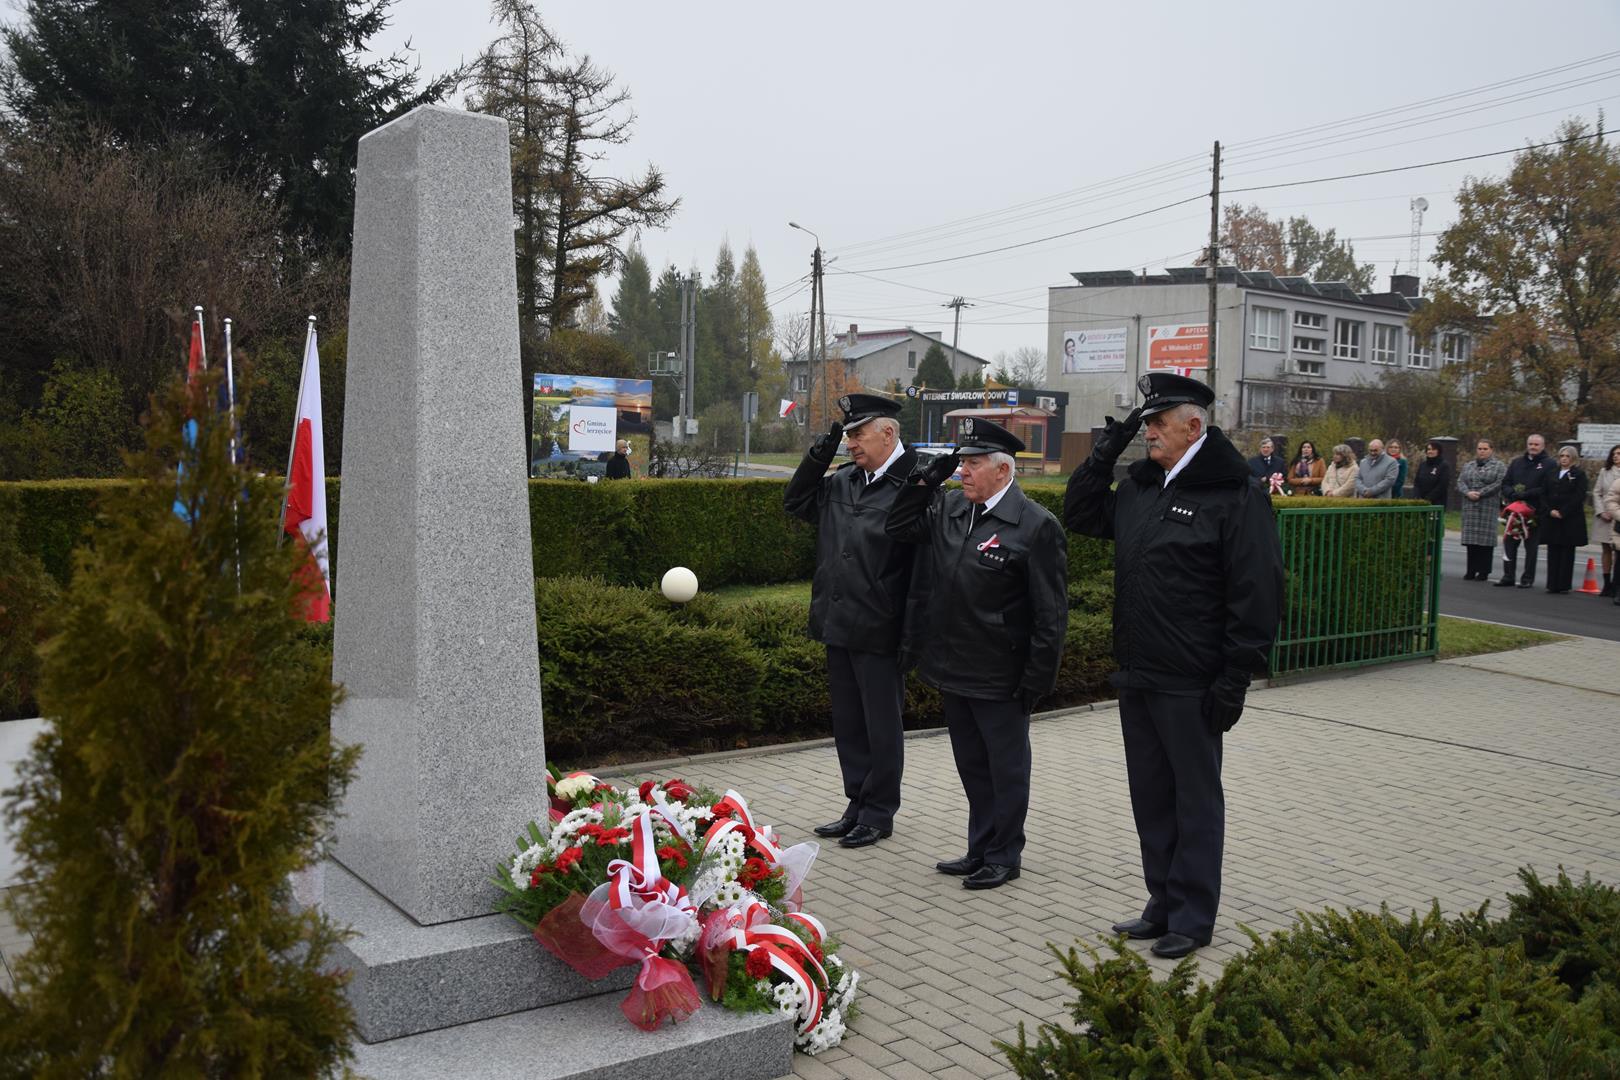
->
<box><xmin>661</xmin><ymin>566</ymin><xmax>699</xmax><ymax>603</ymax></box>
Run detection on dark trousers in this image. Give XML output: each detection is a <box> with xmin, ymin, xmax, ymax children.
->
<box><xmin>942</xmin><ymin>693</ymin><xmax>1030</xmax><ymax>867</ymax></box>
<box><xmin>1118</xmin><ymin>689</ymin><xmax>1224</xmax><ymax>942</ymax></box>
<box><xmin>1545</xmin><ymin>545</ymin><xmax>1577</xmax><ymax>592</ymax></box>
<box><xmin>826</xmin><ymin>646</ymin><xmax>905</xmax><ymax>830</ymax></box>
<box><xmin>1502</xmin><ymin>534</ymin><xmax>1540</xmax><ymax>584</ymax></box>
<box><xmin>1465</xmin><ymin>545</ymin><xmax>1495</xmax><ymax>578</ymax></box>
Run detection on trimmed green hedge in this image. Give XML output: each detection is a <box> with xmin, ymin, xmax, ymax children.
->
<box><xmin>1002</xmin><ymin>867</ymin><xmax>1620</xmax><ymax>1078</ymax></box>
<box><xmin>0</xmin><ymin>476</ymin><xmax>1114</xmax><ymax>592</ymax></box>
<box><xmin>535</xmin><ymin>576</ymin><xmax>1117</xmax><ymax>765</ymax></box>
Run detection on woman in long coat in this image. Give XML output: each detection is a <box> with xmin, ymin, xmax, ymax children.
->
<box><xmin>1592</xmin><ymin>444</ymin><xmax>1620</xmax><ymax>596</ymax></box>
<box><xmin>1456</xmin><ymin>438</ymin><xmax>1506</xmax><ymax>581</ymax></box>
<box><xmin>1541</xmin><ymin>445</ymin><xmax>1588</xmax><ymax>594</ymax></box>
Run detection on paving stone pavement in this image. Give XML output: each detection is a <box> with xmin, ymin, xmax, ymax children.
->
<box><xmin>3</xmin><ymin>636</ymin><xmax>1617</xmax><ymax>1078</ymax></box>
<box><xmin>611</xmin><ymin>635</ymin><xmax>1620</xmax><ymax>1080</ymax></box>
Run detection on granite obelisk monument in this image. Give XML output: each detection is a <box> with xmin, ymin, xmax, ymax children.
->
<box><xmin>332</xmin><ymin>104</ymin><xmax>545</xmax><ymax>925</ymax></box>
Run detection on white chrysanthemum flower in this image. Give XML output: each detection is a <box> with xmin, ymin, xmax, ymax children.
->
<box><xmin>798</xmin><ymin>1008</ymin><xmax>846</xmax><ymax>1054</ymax></box>
<box><xmin>753</xmin><ymin>979</ymin><xmax>772</xmax><ymax>994</ymax></box>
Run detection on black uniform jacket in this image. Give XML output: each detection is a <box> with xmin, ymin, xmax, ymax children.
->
<box><xmin>1541</xmin><ymin>468</ymin><xmax>1589</xmax><ymax>547</ymax></box>
<box><xmin>1413</xmin><ymin>458</ymin><xmax>1451</xmax><ymax>505</ymax></box>
<box><xmin>1503</xmin><ymin>451</ymin><xmax>1552</xmax><ymax>512</ymax></box>
<box><xmin>784</xmin><ymin>447</ymin><xmax>919</xmax><ymax>655</ymax></box>
<box><xmin>1063</xmin><ymin>428</ymin><xmax>1282</xmax><ymax>693</ymax></box>
<box><xmin>885</xmin><ymin>480</ymin><xmax>1068</xmax><ymax>700</ymax></box>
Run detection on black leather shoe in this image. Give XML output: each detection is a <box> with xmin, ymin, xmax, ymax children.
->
<box><xmin>935</xmin><ymin>855</ymin><xmax>984</xmax><ymax>876</ymax></box>
<box><xmin>1493</xmin><ymin>578</ymin><xmax>1516</xmax><ymax>587</ymax></box>
<box><xmin>1517</xmin><ymin>581</ymin><xmax>1533</xmax><ymax>588</ymax></box>
<box><xmin>962</xmin><ymin>864</ymin><xmax>1020</xmax><ymax>890</ymax></box>
<box><xmin>1150</xmin><ymin>932</ymin><xmax>1207</xmax><ymax>959</ymax></box>
<box><xmin>813</xmin><ymin>818</ymin><xmax>855</xmax><ymax>838</ymax></box>
<box><xmin>1110</xmin><ymin>917</ymin><xmax>1168</xmax><ymax>940</ymax></box>
<box><xmin>837</xmin><ymin>824</ymin><xmax>891</xmax><ymax>848</ymax></box>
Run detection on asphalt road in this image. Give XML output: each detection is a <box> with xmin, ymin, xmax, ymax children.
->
<box><xmin>1437</xmin><ymin>537</ymin><xmax>1620</xmax><ymax>641</ymax></box>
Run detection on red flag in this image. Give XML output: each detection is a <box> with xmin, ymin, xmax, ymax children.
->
<box><xmin>284</xmin><ymin>324</ymin><xmax>330</xmax><ymax>622</ymax></box>
<box><xmin>188</xmin><ymin>311</ymin><xmax>205</xmax><ymax>379</ymax></box>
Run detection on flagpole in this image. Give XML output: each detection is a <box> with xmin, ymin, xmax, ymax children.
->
<box><xmin>224</xmin><ymin>317</ymin><xmax>243</xmax><ymax>589</ymax></box>
<box><xmin>195</xmin><ymin>306</ymin><xmax>208</xmax><ymax>370</ymax></box>
<box><xmin>223</xmin><ymin>318</ymin><xmax>239</xmax><ymax>465</ymax></box>
<box><xmin>278</xmin><ymin>316</ymin><xmax>317</xmax><ymax>541</ymax></box>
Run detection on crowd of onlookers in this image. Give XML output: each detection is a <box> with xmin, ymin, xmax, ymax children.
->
<box><xmin>1246</xmin><ymin>433</ymin><xmax>1620</xmax><ymax>602</ymax></box>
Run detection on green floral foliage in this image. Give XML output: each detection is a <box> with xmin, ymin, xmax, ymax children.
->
<box><xmin>0</xmin><ymin>373</ymin><xmax>361</xmax><ymax>1078</ymax></box>
<box><xmin>1001</xmin><ymin>871</ymin><xmax>1620</xmax><ymax>1079</ymax></box>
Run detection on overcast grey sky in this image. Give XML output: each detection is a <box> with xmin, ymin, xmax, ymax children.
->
<box><xmin>381</xmin><ymin>0</ymin><xmax>1618</xmax><ymax>365</ymax></box>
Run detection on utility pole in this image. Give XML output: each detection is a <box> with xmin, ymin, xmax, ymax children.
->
<box><xmin>1206</xmin><ymin>140</ymin><xmax>1221</xmax><ymax>408</ymax></box>
<box><xmin>943</xmin><ymin>296</ymin><xmax>973</xmax><ymax>384</ymax></box>
<box><xmin>811</xmin><ymin>245</ymin><xmax>826</xmax><ymax>427</ymax></box>
<box><xmin>677</xmin><ymin>273</ymin><xmax>699</xmax><ymax>441</ymax></box>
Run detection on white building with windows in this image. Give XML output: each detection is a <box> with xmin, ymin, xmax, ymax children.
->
<box><xmin>783</xmin><ymin>325</ymin><xmax>990</xmax><ymax>395</ymax></box>
<box><xmin>1047</xmin><ymin>268</ymin><xmax>1471</xmax><ymax>434</ymax></box>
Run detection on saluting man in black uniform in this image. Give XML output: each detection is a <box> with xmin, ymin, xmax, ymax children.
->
<box><xmin>886</xmin><ymin>418</ymin><xmax>1068</xmax><ymax>890</ymax></box>
<box><xmin>1064</xmin><ymin>373</ymin><xmax>1282</xmax><ymax>958</ymax></box>
<box><xmin>784</xmin><ymin>394</ymin><xmax>918</xmax><ymax>849</ymax></box>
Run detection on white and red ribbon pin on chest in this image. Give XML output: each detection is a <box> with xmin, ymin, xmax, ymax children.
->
<box><xmin>976</xmin><ymin>533</ymin><xmax>1000</xmax><ymax>552</ymax></box>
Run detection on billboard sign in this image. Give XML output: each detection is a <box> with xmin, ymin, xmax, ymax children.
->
<box><xmin>531</xmin><ymin>373</ymin><xmax>654</xmax><ymax>478</ymax></box>
<box><xmin>1146</xmin><ymin>323</ymin><xmax>1209</xmax><ymax>370</ymax></box>
<box><xmin>1576</xmin><ymin>423</ymin><xmax>1620</xmax><ymax>459</ymax></box>
<box><xmin>1062</xmin><ymin>327</ymin><xmax>1128</xmax><ymax>373</ymax></box>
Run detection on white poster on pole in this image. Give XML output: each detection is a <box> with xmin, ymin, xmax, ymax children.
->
<box><xmin>568</xmin><ymin>404</ymin><xmax>617</xmax><ymax>454</ymax></box>
<box><xmin>1062</xmin><ymin>327</ymin><xmax>1128</xmax><ymax>373</ymax></box>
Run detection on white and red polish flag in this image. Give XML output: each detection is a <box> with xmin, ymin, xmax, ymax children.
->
<box><xmin>283</xmin><ymin>319</ymin><xmax>330</xmax><ymax>622</ymax></box>
<box><xmin>779</xmin><ymin>398</ymin><xmax>799</xmax><ymax>419</ymax></box>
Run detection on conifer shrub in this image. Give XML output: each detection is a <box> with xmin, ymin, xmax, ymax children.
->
<box><xmin>1001</xmin><ymin>870</ymin><xmax>1620</xmax><ymax>1078</ymax></box>
<box><xmin>0</xmin><ymin>374</ymin><xmax>361</xmax><ymax>1078</ymax></box>
<box><xmin>0</xmin><ymin>512</ymin><xmax>59</xmax><ymax>721</ymax></box>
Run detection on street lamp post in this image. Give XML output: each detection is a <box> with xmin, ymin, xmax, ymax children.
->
<box><xmin>789</xmin><ymin>221</ymin><xmax>826</xmax><ymax>431</ymax></box>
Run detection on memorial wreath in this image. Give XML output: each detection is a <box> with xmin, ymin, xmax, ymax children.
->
<box><xmin>493</xmin><ymin>769</ymin><xmax>859</xmax><ymax>1054</ymax></box>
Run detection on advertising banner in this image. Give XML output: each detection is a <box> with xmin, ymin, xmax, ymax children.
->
<box><xmin>1062</xmin><ymin>327</ymin><xmax>1128</xmax><ymax>373</ymax></box>
<box><xmin>1146</xmin><ymin>323</ymin><xmax>1209</xmax><ymax>370</ymax></box>
<box><xmin>531</xmin><ymin>374</ymin><xmax>654</xmax><ymax>479</ymax></box>
<box><xmin>1576</xmin><ymin>423</ymin><xmax>1620</xmax><ymax>459</ymax></box>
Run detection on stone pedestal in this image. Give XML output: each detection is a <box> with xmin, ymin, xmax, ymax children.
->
<box><xmin>324</xmin><ymin>104</ymin><xmax>793</xmax><ymax>1077</ymax></box>
<box><xmin>331</xmin><ymin>104</ymin><xmax>544</xmax><ymax>925</ymax></box>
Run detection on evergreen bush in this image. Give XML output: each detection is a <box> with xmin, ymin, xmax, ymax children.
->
<box><xmin>0</xmin><ymin>512</ymin><xmax>59</xmax><ymax>721</ymax></box>
<box><xmin>0</xmin><ymin>374</ymin><xmax>361</xmax><ymax>1077</ymax></box>
<box><xmin>1001</xmin><ymin>869</ymin><xmax>1620</xmax><ymax>1079</ymax></box>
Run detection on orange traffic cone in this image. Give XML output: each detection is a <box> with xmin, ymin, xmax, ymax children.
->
<box><xmin>1578</xmin><ymin>558</ymin><xmax>1601</xmax><ymax>594</ymax></box>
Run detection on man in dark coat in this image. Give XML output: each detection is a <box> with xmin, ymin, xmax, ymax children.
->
<box><xmin>784</xmin><ymin>394</ymin><xmax>918</xmax><ymax>849</ymax></box>
<box><xmin>1496</xmin><ymin>433</ymin><xmax>1552</xmax><ymax>587</ymax></box>
<box><xmin>886</xmin><ymin>418</ymin><xmax>1068</xmax><ymax>890</ymax></box>
<box><xmin>1063</xmin><ymin>373</ymin><xmax>1283</xmax><ymax>958</ymax></box>
<box><xmin>604</xmin><ymin>440</ymin><xmax>633</xmax><ymax>479</ymax></box>
<box><xmin>1247</xmin><ymin>437</ymin><xmax>1285</xmax><ymax>482</ymax></box>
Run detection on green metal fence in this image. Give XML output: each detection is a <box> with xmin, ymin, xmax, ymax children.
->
<box><xmin>1271</xmin><ymin>503</ymin><xmax>1445</xmax><ymax>677</ymax></box>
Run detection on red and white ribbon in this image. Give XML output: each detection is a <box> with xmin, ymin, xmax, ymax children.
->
<box><xmin>976</xmin><ymin>532</ymin><xmax>1001</xmax><ymax>552</ymax></box>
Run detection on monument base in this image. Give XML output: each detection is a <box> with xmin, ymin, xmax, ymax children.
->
<box><xmin>350</xmin><ymin>992</ymin><xmax>792</xmax><ymax>1080</ymax></box>
<box><xmin>316</xmin><ymin>860</ymin><xmax>793</xmax><ymax>1076</ymax></box>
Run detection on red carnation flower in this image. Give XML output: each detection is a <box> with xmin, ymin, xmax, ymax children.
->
<box><xmin>738</xmin><ymin>857</ymin><xmax>771</xmax><ymax>888</ymax></box>
<box><xmin>594</xmin><ymin>827</ymin><xmax>630</xmax><ymax>846</ymax></box>
<box><xmin>657</xmin><ymin>844</ymin><xmax>689</xmax><ymax>870</ymax></box>
<box><xmin>529</xmin><ymin>867</ymin><xmax>544</xmax><ymax>887</ymax></box>
<box><xmin>555</xmin><ymin>846</ymin><xmax>584</xmax><ymax>873</ymax></box>
<box><xmin>638</xmin><ymin>780</ymin><xmax>657</xmax><ymax>802</ymax></box>
<box><xmin>665</xmin><ymin>779</ymin><xmax>696</xmax><ymax>802</ymax></box>
<box><xmin>745</xmin><ymin>948</ymin><xmax>774</xmax><ymax>980</ymax></box>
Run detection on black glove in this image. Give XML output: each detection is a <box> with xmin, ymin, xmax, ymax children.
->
<box><xmin>1202</xmin><ymin>671</ymin><xmax>1250</xmax><ymax>735</ymax></box>
<box><xmin>910</xmin><ymin>451</ymin><xmax>960</xmax><ymax>488</ymax></box>
<box><xmin>808</xmin><ymin>421</ymin><xmax>845</xmax><ymax>464</ymax></box>
<box><xmin>1087</xmin><ymin>408</ymin><xmax>1143</xmax><ymax>472</ymax></box>
<box><xmin>1017</xmin><ymin>686</ymin><xmax>1041</xmax><ymax>715</ymax></box>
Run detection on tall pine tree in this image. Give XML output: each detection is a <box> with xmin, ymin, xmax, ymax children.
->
<box><xmin>1</xmin><ymin>0</ymin><xmax>458</xmax><ymax>253</ymax></box>
<box><xmin>609</xmin><ymin>243</ymin><xmax>655</xmax><ymax>365</ymax></box>
<box><xmin>0</xmin><ymin>372</ymin><xmax>361</xmax><ymax>1075</ymax></box>
<box><xmin>696</xmin><ymin>241</ymin><xmax>743</xmax><ymax>411</ymax></box>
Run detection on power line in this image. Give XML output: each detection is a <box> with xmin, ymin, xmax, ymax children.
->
<box><xmin>1225</xmin><ymin>129</ymin><xmax>1608</xmax><ymax>195</ymax></box>
<box><xmin>841</xmin><ymin>194</ymin><xmax>1208</xmax><ymax>274</ymax></box>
